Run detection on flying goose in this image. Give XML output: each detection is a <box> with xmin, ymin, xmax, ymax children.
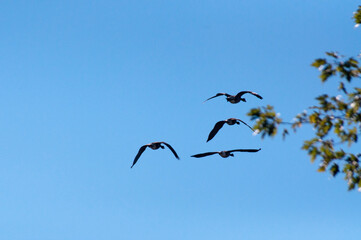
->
<box><xmin>207</xmin><ymin>118</ymin><xmax>254</xmax><ymax>142</ymax></box>
<box><xmin>204</xmin><ymin>91</ymin><xmax>263</xmax><ymax>104</ymax></box>
<box><xmin>131</xmin><ymin>142</ymin><xmax>179</xmax><ymax>168</ymax></box>
<box><xmin>191</xmin><ymin>148</ymin><xmax>261</xmax><ymax>158</ymax></box>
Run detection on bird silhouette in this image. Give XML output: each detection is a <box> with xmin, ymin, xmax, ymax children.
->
<box><xmin>191</xmin><ymin>148</ymin><xmax>261</xmax><ymax>158</ymax></box>
<box><xmin>131</xmin><ymin>142</ymin><xmax>179</xmax><ymax>168</ymax></box>
<box><xmin>207</xmin><ymin>118</ymin><xmax>254</xmax><ymax>142</ymax></box>
<box><xmin>204</xmin><ymin>91</ymin><xmax>263</xmax><ymax>104</ymax></box>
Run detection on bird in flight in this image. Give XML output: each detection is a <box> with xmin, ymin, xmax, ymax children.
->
<box><xmin>131</xmin><ymin>142</ymin><xmax>179</xmax><ymax>168</ymax></box>
<box><xmin>191</xmin><ymin>148</ymin><xmax>261</xmax><ymax>158</ymax></box>
<box><xmin>204</xmin><ymin>91</ymin><xmax>263</xmax><ymax>104</ymax></box>
<box><xmin>207</xmin><ymin>118</ymin><xmax>254</xmax><ymax>142</ymax></box>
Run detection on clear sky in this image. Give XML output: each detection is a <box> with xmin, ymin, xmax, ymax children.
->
<box><xmin>0</xmin><ymin>1</ymin><xmax>360</xmax><ymax>239</ymax></box>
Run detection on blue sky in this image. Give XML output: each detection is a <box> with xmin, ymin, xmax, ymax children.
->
<box><xmin>0</xmin><ymin>1</ymin><xmax>360</xmax><ymax>239</ymax></box>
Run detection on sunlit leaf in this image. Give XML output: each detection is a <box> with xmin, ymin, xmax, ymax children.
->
<box><xmin>312</xmin><ymin>58</ymin><xmax>326</xmax><ymax>67</ymax></box>
<box><xmin>318</xmin><ymin>166</ymin><xmax>326</xmax><ymax>172</ymax></box>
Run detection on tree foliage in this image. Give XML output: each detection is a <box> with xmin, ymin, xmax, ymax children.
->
<box><xmin>247</xmin><ymin>9</ymin><xmax>361</xmax><ymax>191</ymax></box>
<box><xmin>353</xmin><ymin>5</ymin><xmax>361</xmax><ymax>27</ymax></box>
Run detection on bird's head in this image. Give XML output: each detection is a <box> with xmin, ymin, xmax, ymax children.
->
<box><xmin>230</xmin><ymin>153</ymin><xmax>234</xmax><ymax>157</ymax></box>
<box><xmin>241</xmin><ymin>98</ymin><xmax>246</xmax><ymax>102</ymax></box>
<box><xmin>160</xmin><ymin>145</ymin><xmax>165</xmax><ymax>149</ymax></box>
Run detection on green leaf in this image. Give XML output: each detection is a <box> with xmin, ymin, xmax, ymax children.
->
<box><xmin>338</xmin><ymin>82</ymin><xmax>347</xmax><ymax>94</ymax></box>
<box><xmin>318</xmin><ymin>166</ymin><xmax>326</xmax><ymax>172</ymax></box>
<box><xmin>348</xmin><ymin>58</ymin><xmax>359</xmax><ymax>66</ymax></box>
<box><xmin>312</xmin><ymin>58</ymin><xmax>326</xmax><ymax>68</ymax></box>
<box><xmin>330</xmin><ymin>163</ymin><xmax>339</xmax><ymax>177</ymax></box>
<box><xmin>326</xmin><ymin>52</ymin><xmax>339</xmax><ymax>58</ymax></box>
<box><xmin>353</xmin><ymin>5</ymin><xmax>361</xmax><ymax>24</ymax></box>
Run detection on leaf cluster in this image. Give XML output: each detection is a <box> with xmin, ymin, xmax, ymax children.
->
<box><xmin>312</xmin><ymin>52</ymin><xmax>360</xmax><ymax>83</ymax></box>
<box><xmin>248</xmin><ymin>105</ymin><xmax>282</xmax><ymax>139</ymax></box>
<box><xmin>247</xmin><ymin>53</ymin><xmax>361</xmax><ymax>190</ymax></box>
<box><xmin>353</xmin><ymin>6</ymin><xmax>361</xmax><ymax>26</ymax></box>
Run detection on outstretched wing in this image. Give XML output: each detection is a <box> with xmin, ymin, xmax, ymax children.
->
<box><xmin>228</xmin><ymin>148</ymin><xmax>261</xmax><ymax>153</ymax></box>
<box><xmin>131</xmin><ymin>145</ymin><xmax>148</xmax><ymax>168</ymax></box>
<box><xmin>234</xmin><ymin>118</ymin><xmax>255</xmax><ymax>132</ymax></box>
<box><xmin>207</xmin><ymin>121</ymin><xmax>226</xmax><ymax>142</ymax></box>
<box><xmin>191</xmin><ymin>152</ymin><xmax>219</xmax><ymax>158</ymax></box>
<box><xmin>161</xmin><ymin>142</ymin><xmax>180</xmax><ymax>159</ymax></box>
<box><xmin>235</xmin><ymin>91</ymin><xmax>263</xmax><ymax>99</ymax></box>
<box><xmin>203</xmin><ymin>93</ymin><xmax>229</xmax><ymax>103</ymax></box>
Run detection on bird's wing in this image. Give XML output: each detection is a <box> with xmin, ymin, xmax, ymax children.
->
<box><xmin>191</xmin><ymin>152</ymin><xmax>219</xmax><ymax>158</ymax></box>
<box><xmin>234</xmin><ymin>118</ymin><xmax>255</xmax><ymax>132</ymax></box>
<box><xmin>203</xmin><ymin>93</ymin><xmax>229</xmax><ymax>103</ymax></box>
<box><xmin>236</xmin><ymin>91</ymin><xmax>263</xmax><ymax>99</ymax></box>
<box><xmin>161</xmin><ymin>142</ymin><xmax>180</xmax><ymax>159</ymax></box>
<box><xmin>131</xmin><ymin>145</ymin><xmax>148</xmax><ymax>168</ymax></box>
<box><xmin>228</xmin><ymin>148</ymin><xmax>261</xmax><ymax>153</ymax></box>
<box><xmin>207</xmin><ymin>121</ymin><xmax>226</xmax><ymax>142</ymax></box>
